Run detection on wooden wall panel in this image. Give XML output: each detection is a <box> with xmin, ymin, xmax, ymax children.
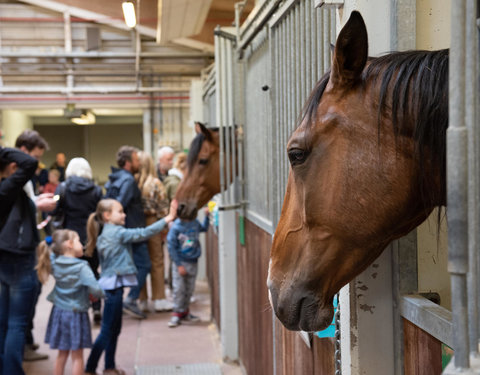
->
<box><xmin>237</xmin><ymin>217</ymin><xmax>274</xmax><ymax>375</ymax></box>
<box><xmin>404</xmin><ymin>319</ymin><xmax>442</xmax><ymax>375</ymax></box>
<box><xmin>275</xmin><ymin>320</ymin><xmax>334</xmax><ymax>375</ymax></box>
<box><xmin>313</xmin><ymin>336</ymin><xmax>335</xmax><ymax>374</ymax></box>
<box><xmin>206</xmin><ymin>215</ymin><xmax>335</xmax><ymax>374</ymax></box>
<box><xmin>206</xmin><ymin>226</ymin><xmax>220</xmax><ymax>328</ymax></box>
<box><xmin>239</xmin><ymin>216</ymin><xmax>334</xmax><ymax>374</ymax></box>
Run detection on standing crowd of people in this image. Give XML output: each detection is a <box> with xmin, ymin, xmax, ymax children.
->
<box><xmin>0</xmin><ymin>130</ymin><xmax>207</xmax><ymax>375</ymax></box>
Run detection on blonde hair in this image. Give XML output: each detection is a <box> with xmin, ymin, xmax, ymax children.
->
<box><xmin>86</xmin><ymin>199</ymin><xmax>117</xmax><ymax>256</ymax></box>
<box><xmin>173</xmin><ymin>152</ymin><xmax>187</xmax><ymax>172</ymax></box>
<box><xmin>36</xmin><ymin>229</ymin><xmax>78</xmax><ymax>283</ymax></box>
<box><xmin>136</xmin><ymin>151</ymin><xmax>157</xmax><ymax>196</ymax></box>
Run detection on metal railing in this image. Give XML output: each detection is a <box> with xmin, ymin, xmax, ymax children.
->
<box><xmin>444</xmin><ymin>0</ymin><xmax>480</xmax><ymax>373</ymax></box>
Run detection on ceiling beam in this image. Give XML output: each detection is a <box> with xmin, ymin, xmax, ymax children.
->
<box><xmin>18</xmin><ymin>0</ymin><xmax>157</xmax><ymax>39</ymax></box>
<box><xmin>157</xmin><ymin>0</ymin><xmax>213</xmax><ymax>44</ymax></box>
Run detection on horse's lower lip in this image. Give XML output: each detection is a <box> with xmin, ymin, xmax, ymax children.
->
<box><xmin>273</xmin><ymin>292</ymin><xmax>333</xmax><ymax>332</ymax></box>
<box><xmin>298</xmin><ymin>307</ymin><xmax>333</xmax><ymax>332</ymax></box>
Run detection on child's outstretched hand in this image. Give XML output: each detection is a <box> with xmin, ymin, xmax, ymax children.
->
<box><xmin>203</xmin><ymin>207</ymin><xmax>210</xmax><ymax>215</ymax></box>
<box><xmin>165</xmin><ymin>199</ymin><xmax>178</xmax><ymax>223</ymax></box>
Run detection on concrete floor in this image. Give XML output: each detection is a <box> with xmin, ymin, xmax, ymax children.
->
<box><xmin>23</xmin><ymin>277</ymin><xmax>242</xmax><ymax>375</ymax></box>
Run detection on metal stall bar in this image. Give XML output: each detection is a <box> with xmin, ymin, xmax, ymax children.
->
<box><xmin>300</xmin><ymin>1</ymin><xmax>306</xmax><ymax>101</ymax></box>
<box><xmin>477</xmin><ymin>0</ymin><xmax>480</xmax><ymax>355</ymax></box>
<box><xmin>226</xmin><ymin>38</ymin><xmax>236</xmax><ymax>205</ymax></box>
<box><xmin>213</xmin><ymin>28</ymin><xmax>240</xmax><ymax>361</ymax></box>
<box><xmin>318</xmin><ymin>8</ymin><xmax>324</xmax><ymax>79</ymax></box>
<box><xmin>305</xmin><ymin>0</ymin><xmax>312</xmax><ymax>97</ymax></box>
<box><xmin>310</xmin><ymin>0</ymin><xmax>318</xmax><ymax>86</ymax></box>
<box><xmin>214</xmin><ymin>31</ymin><xmax>225</xmax><ymax>203</ymax></box>
<box><xmin>466</xmin><ymin>0</ymin><xmax>480</xmax><ymax>362</ymax></box>
<box><xmin>224</xmin><ymin>38</ymin><xmax>232</xmax><ymax>205</ymax></box>
<box><xmin>444</xmin><ymin>0</ymin><xmax>470</xmax><ymax>371</ymax></box>
<box><xmin>295</xmin><ymin>4</ymin><xmax>301</xmax><ymax>117</ymax></box>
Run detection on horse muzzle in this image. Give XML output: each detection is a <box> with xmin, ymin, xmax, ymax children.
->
<box><xmin>267</xmin><ymin>278</ymin><xmax>333</xmax><ymax>332</ymax></box>
<box><xmin>177</xmin><ymin>202</ymin><xmax>198</xmax><ymax>220</ymax></box>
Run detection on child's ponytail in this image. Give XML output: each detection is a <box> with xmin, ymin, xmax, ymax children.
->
<box><xmin>86</xmin><ymin>212</ymin><xmax>101</xmax><ymax>257</ymax></box>
<box><xmin>36</xmin><ymin>236</ymin><xmax>53</xmax><ymax>283</ymax></box>
<box><xmin>85</xmin><ymin>199</ymin><xmax>117</xmax><ymax>257</ymax></box>
<box><xmin>36</xmin><ymin>229</ymin><xmax>75</xmax><ymax>283</ymax></box>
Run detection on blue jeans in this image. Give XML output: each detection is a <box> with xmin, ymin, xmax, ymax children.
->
<box><xmin>85</xmin><ymin>287</ymin><xmax>123</xmax><ymax>372</ymax></box>
<box><xmin>0</xmin><ymin>253</ymin><xmax>37</xmax><ymax>375</ymax></box>
<box><xmin>127</xmin><ymin>242</ymin><xmax>151</xmax><ymax>301</ymax></box>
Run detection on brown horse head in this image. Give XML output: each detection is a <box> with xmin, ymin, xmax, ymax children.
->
<box><xmin>268</xmin><ymin>11</ymin><xmax>448</xmax><ymax>332</ymax></box>
<box><xmin>175</xmin><ymin>122</ymin><xmax>221</xmax><ymax>220</ymax></box>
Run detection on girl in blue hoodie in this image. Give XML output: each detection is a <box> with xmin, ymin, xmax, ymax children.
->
<box><xmin>84</xmin><ymin>198</ymin><xmax>177</xmax><ymax>375</ymax></box>
<box><xmin>36</xmin><ymin>229</ymin><xmax>104</xmax><ymax>375</ymax></box>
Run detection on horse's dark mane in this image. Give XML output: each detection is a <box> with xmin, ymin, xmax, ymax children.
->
<box><xmin>365</xmin><ymin>49</ymin><xmax>449</xmax><ymax>161</ymax></box>
<box><xmin>187</xmin><ymin>127</ymin><xmax>220</xmax><ymax>170</ymax></box>
<box><xmin>302</xmin><ymin>49</ymin><xmax>449</xmax><ymax>209</ymax></box>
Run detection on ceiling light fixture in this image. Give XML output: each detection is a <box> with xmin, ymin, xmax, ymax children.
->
<box><xmin>122</xmin><ymin>2</ymin><xmax>137</xmax><ymax>29</ymax></box>
<box><xmin>71</xmin><ymin>110</ymin><xmax>96</xmax><ymax>125</ymax></box>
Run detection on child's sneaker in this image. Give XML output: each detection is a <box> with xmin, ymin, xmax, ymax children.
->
<box><xmin>154</xmin><ymin>299</ymin><xmax>173</xmax><ymax>312</ymax></box>
<box><xmin>182</xmin><ymin>313</ymin><xmax>200</xmax><ymax>323</ymax></box>
<box><xmin>123</xmin><ymin>301</ymin><xmax>146</xmax><ymax>319</ymax></box>
<box><xmin>168</xmin><ymin>315</ymin><xmax>181</xmax><ymax>328</ymax></box>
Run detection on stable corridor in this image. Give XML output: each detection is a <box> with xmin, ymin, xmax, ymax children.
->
<box><xmin>23</xmin><ymin>277</ymin><xmax>241</xmax><ymax>375</ymax></box>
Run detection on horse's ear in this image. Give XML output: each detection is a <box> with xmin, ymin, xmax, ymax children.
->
<box><xmin>195</xmin><ymin>121</ymin><xmax>213</xmax><ymax>142</ymax></box>
<box><xmin>330</xmin><ymin>11</ymin><xmax>368</xmax><ymax>87</ymax></box>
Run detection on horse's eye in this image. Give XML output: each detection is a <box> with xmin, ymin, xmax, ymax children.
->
<box><xmin>198</xmin><ymin>158</ymin><xmax>209</xmax><ymax>165</ymax></box>
<box><xmin>288</xmin><ymin>149</ymin><xmax>307</xmax><ymax>166</ymax></box>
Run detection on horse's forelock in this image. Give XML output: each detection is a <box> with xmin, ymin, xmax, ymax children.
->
<box><xmin>187</xmin><ymin>127</ymin><xmax>220</xmax><ymax>171</ymax></box>
<box><xmin>187</xmin><ymin>133</ymin><xmax>205</xmax><ymax>171</ymax></box>
<box><xmin>301</xmin><ymin>72</ymin><xmax>331</xmax><ymax>129</ymax></box>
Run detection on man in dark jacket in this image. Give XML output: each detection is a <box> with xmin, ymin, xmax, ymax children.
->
<box><xmin>105</xmin><ymin>145</ymin><xmax>148</xmax><ymax>319</ymax></box>
<box><xmin>0</xmin><ymin>146</ymin><xmax>40</xmax><ymax>375</ymax></box>
<box><xmin>14</xmin><ymin>130</ymin><xmax>53</xmax><ymax>362</ymax></box>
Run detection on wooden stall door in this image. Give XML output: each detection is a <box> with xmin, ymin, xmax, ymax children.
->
<box><xmin>206</xmin><ymin>227</ymin><xmax>220</xmax><ymax>328</ymax></box>
<box><xmin>404</xmin><ymin>319</ymin><xmax>442</xmax><ymax>375</ymax></box>
<box><xmin>237</xmin><ymin>217</ymin><xmax>274</xmax><ymax>375</ymax></box>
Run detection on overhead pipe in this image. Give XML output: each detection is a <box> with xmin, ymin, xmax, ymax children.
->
<box><xmin>0</xmin><ymin>95</ymin><xmax>189</xmax><ymax>102</ymax></box>
<box><xmin>0</xmin><ymin>51</ymin><xmax>212</xmax><ymax>58</ymax></box>
<box><xmin>0</xmin><ymin>86</ymin><xmax>189</xmax><ymax>94</ymax></box>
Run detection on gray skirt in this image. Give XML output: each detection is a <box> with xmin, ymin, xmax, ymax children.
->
<box><xmin>44</xmin><ymin>305</ymin><xmax>92</xmax><ymax>350</ymax></box>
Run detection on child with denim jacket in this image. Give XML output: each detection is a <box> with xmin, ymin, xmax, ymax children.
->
<box><xmin>166</xmin><ymin>207</ymin><xmax>209</xmax><ymax>328</ymax></box>
<box><xmin>36</xmin><ymin>229</ymin><xmax>104</xmax><ymax>375</ymax></box>
<box><xmin>84</xmin><ymin>198</ymin><xmax>176</xmax><ymax>375</ymax></box>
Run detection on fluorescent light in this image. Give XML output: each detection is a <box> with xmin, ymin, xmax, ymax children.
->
<box><xmin>122</xmin><ymin>2</ymin><xmax>136</xmax><ymax>29</ymax></box>
<box><xmin>71</xmin><ymin>110</ymin><xmax>96</xmax><ymax>125</ymax></box>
